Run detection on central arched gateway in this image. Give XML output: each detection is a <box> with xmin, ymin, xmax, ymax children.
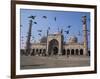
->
<box><xmin>48</xmin><ymin>39</ymin><xmax>59</xmax><ymax>55</ymax></box>
<box><xmin>46</xmin><ymin>33</ymin><xmax>63</xmax><ymax>56</ymax></box>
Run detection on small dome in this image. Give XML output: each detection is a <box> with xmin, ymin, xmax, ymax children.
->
<box><xmin>68</xmin><ymin>36</ymin><xmax>78</xmax><ymax>43</ymax></box>
<box><xmin>40</xmin><ymin>36</ymin><xmax>47</xmax><ymax>43</ymax></box>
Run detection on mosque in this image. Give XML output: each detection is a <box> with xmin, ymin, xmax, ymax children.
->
<box><xmin>21</xmin><ymin>16</ymin><xmax>90</xmax><ymax>56</ymax></box>
<box><xmin>31</xmin><ymin>33</ymin><xmax>86</xmax><ymax>56</ymax></box>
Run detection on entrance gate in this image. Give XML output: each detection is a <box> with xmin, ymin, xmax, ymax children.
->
<box><xmin>48</xmin><ymin>39</ymin><xmax>59</xmax><ymax>56</ymax></box>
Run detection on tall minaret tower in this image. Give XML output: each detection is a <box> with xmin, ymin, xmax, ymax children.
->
<box><xmin>82</xmin><ymin>16</ymin><xmax>88</xmax><ymax>55</ymax></box>
<box><xmin>26</xmin><ymin>20</ymin><xmax>32</xmax><ymax>55</ymax></box>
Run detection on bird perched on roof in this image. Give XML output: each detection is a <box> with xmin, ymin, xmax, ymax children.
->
<box><xmin>28</xmin><ymin>15</ymin><xmax>36</xmax><ymax>20</ymax></box>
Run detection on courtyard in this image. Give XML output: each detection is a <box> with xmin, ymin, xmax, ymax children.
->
<box><xmin>20</xmin><ymin>55</ymin><xmax>90</xmax><ymax>69</ymax></box>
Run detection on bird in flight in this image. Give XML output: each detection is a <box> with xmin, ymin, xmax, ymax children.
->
<box><xmin>54</xmin><ymin>17</ymin><xmax>56</xmax><ymax>21</ymax></box>
<box><xmin>38</xmin><ymin>33</ymin><xmax>41</xmax><ymax>36</ymax></box>
<box><xmin>38</xmin><ymin>30</ymin><xmax>42</xmax><ymax>32</ymax></box>
<box><xmin>34</xmin><ymin>22</ymin><xmax>37</xmax><ymax>24</ymax></box>
<box><xmin>67</xmin><ymin>25</ymin><xmax>71</xmax><ymax>28</ymax></box>
<box><xmin>65</xmin><ymin>30</ymin><xmax>69</xmax><ymax>34</ymax></box>
<box><xmin>43</xmin><ymin>16</ymin><xmax>47</xmax><ymax>19</ymax></box>
<box><xmin>28</xmin><ymin>15</ymin><xmax>36</xmax><ymax>20</ymax></box>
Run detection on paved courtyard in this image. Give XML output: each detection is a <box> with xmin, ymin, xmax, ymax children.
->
<box><xmin>20</xmin><ymin>55</ymin><xmax>90</xmax><ymax>69</ymax></box>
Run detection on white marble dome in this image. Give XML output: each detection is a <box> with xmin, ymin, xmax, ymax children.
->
<box><xmin>40</xmin><ymin>36</ymin><xmax>47</xmax><ymax>43</ymax></box>
<box><xmin>68</xmin><ymin>36</ymin><xmax>78</xmax><ymax>43</ymax></box>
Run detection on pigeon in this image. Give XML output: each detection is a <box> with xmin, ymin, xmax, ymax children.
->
<box><xmin>34</xmin><ymin>22</ymin><xmax>37</xmax><ymax>24</ymax></box>
<box><xmin>43</xmin><ymin>16</ymin><xmax>47</xmax><ymax>19</ymax></box>
<box><xmin>68</xmin><ymin>25</ymin><xmax>71</xmax><ymax>28</ymax></box>
<box><xmin>54</xmin><ymin>17</ymin><xmax>56</xmax><ymax>21</ymax></box>
<box><xmin>38</xmin><ymin>30</ymin><xmax>42</xmax><ymax>32</ymax></box>
<box><xmin>65</xmin><ymin>30</ymin><xmax>69</xmax><ymax>34</ymax></box>
<box><xmin>28</xmin><ymin>15</ymin><xmax>36</xmax><ymax>19</ymax></box>
<box><xmin>38</xmin><ymin>33</ymin><xmax>41</xmax><ymax>36</ymax></box>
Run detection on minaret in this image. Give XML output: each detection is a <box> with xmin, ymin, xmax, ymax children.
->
<box><xmin>82</xmin><ymin>16</ymin><xmax>88</xmax><ymax>55</ymax></box>
<box><xmin>46</xmin><ymin>29</ymin><xmax>49</xmax><ymax>56</ymax></box>
<box><xmin>26</xmin><ymin>20</ymin><xmax>32</xmax><ymax>55</ymax></box>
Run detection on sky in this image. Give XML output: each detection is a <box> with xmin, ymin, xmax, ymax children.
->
<box><xmin>20</xmin><ymin>9</ymin><xmax>90</xmax><ymax>49</ymax></box>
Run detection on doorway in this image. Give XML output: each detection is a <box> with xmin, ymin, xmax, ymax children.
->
<box><xmin>53</xmin><ymin>47</ymin><xmax>58</xmax><ymax>55</ymax></box>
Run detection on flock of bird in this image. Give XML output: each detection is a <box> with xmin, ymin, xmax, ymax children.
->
<box><xmin>20</xmin><ymin>15</ymin><xmax>89</xmax><ymax>47</ymax></box>
<box><xmin>27</xmin><ymin>15</ymin><xmax>72</xmax><ymax>36</ymax></box>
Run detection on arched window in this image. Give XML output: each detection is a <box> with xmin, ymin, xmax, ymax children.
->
<box><xmin>62</xmin><ymin>49</ymin><xmax>66</xmax><ymax>55</ymax></box>
<box><xmin>80</xmin><ymin>49</ymin><xmax>83</xmax><ymax>55</ymax></box>
<box><xmin>31</xmin><ymin>49</ymin><xmax>35</xmax><ymax>56</ymax></box>
<box><xmin>20</xmin><ymin>49</ymin><xmax>25</xmax><ymax>56</ymax></box>
<box><xmin>36</xmin><ymin>49</ymin><xmax>38</xmax><ymax>52</ymax></box>
<box><xmin>43</xmin><ymin>49</ymin><xmax>46</xmax><ymax>53</ymax></box>
<box><xmin>67</xmin><ymin>49</ymin><xmax>70</xmax><ymax>55</ymax></box>
<box><xmin>76</xmin><ymin>49</ymin><xmax>79</xmax><ymax>55</ymax></box>
<box><xmin>42</xmin><ymin>49</ymin><xmax>46</xmax><ymax>56</ymax></box>
<box><xmin>40</xmin><ymin>49</ymin><xmax>42</xmax><ymax>53</ymax></box>
<box><xmin>71</xmin><ymin>49</ymin><xmax>74</xmax><ymax>55</ymax></box>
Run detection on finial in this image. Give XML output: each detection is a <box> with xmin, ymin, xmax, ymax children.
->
<box><xmin>82</xmin><ymin>16</ymin><xmax>86</xmax><ymax>24</ymax></box>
